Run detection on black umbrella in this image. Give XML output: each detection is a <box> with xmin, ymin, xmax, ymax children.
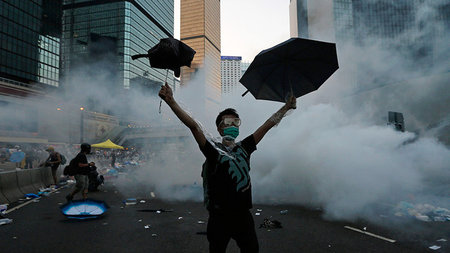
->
<box><xmin>132</xmin><ymin>38</ymin><xmax>196</xmax><ymax>113</ymax></box>
<box><xmin>240</xmin><ymin>37</ymin><xmax>339</xmax><ymax>102</ymax></box>
<box><xmin>131</xmin><ymin>38</ymin><xmax>196</xmax><ymax>78</ymax></box>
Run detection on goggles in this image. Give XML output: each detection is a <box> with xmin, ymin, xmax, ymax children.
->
<box><xmin>220</xmin><ymin>118</ymin><xmax>241</xmax><ymax>127</ymax></box>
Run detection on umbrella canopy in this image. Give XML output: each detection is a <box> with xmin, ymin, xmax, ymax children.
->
<box><xmin>131</xmin><ymin>38</ymin><xmax>196</xmax><ymax>78</ymax></box>
<box><xmin>239</xmin><ymin>37</ymin><xmax>339</xmax><ymax>102</ymax></box>
<box><xmin>91</xmin><ymin>139</ymin><xmax>124</xmax><ymax>150</ymax></box>
<box><xmin>60</xmin><ymin>199</ymin><xmax>109</xmax><ymax>219</ymax></box>
<box><xmin>10</xmin><ymin>151</ymin><xmax>25</xmax><ymax>162</ymax></box>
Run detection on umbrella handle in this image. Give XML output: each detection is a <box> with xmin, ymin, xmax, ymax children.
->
<box><xmin>131</xmin><ymin>54</ymin><xmax>148</xmax><ymax>60</ymax></box>
<box><xmin>159</xmin><ymin>70</ymin><xmax>169</xmax><ymax>114</ymax></box>
<box><xmin>242</xmin><ymin>90</ymin><xmax>250</xmax><ymax>97</ymax></box>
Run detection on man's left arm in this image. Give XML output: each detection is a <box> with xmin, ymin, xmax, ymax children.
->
<box><xmin>253</xmin><ymin>95</ymin><xmax>296</xmax><ymax>145</ymax></box>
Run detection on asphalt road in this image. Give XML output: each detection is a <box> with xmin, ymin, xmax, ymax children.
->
<box><xmin>0</xmin><ymin>181</ymin><xmax>448</xmax><ymax>253</ymax></box>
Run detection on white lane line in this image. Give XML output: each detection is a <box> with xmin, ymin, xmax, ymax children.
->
<box><xmin>4</xmin><ymin>197</ymin><xmax>41</xmax><ymax>214</ymax></box>
<box><xmin>344</xmin><ymin>226</ymin><xmax>396</xmax><ymax>243</ymax></box>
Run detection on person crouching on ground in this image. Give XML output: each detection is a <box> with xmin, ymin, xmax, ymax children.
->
<box><xmin>66</xmin><ymin>143</ymin><xmax>95</xmax><ymax>201</ymax></box>
<box><xmin>159</xmin><ymin>82</ymin><xmax>296</xmax><ymax>253</ymax></box>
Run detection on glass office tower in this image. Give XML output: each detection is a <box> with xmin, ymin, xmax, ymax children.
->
<box><xmin>0</xmin><ymin>0</ymin><xmax>62</xmax><ymax>87</ymax></box>
<box><xmin>61</xmin><ymin>0</ymin><xmax>175</xmax><ymax>90</ymax></box>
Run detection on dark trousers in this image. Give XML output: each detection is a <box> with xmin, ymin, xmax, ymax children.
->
<box><xmin>207</xmin><ymin>210</ymin><xmax>259</xmax><ymax>253</ymax></box>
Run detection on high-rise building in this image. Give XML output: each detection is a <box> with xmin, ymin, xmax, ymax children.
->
<box><xmin>180</xmin><ymin>0</ymin><xmax>221</xmax><ymax>110</ymax></box>
<box><xmin>61</xmin><ymin>0</ymin><xmax>176</xmax><ymax>90</ymax></box>
<box><xmin>221</xmin><ymin>56</ymin><xmax>241</xmax><ymax>94</ymax></box>
<box><xmin>0</xmin><ymin>0</ymin><xmax>62</xmax><ymax>88</ymax></box>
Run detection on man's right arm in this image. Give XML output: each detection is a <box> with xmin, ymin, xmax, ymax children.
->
<box><xmin>159</xmin><ymin>83</ymin><xmax>206</xmax><ymax>148</ymax></box>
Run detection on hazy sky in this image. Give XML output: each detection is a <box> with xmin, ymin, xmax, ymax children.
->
<box><xmin>174</xmin><ymin>0</ymin><xmax>291</xmax><ymax>62</ymax></box>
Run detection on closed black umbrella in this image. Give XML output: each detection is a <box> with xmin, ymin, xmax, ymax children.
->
<box><xmin>240</xmin><ymin>38</ymin><xmax>339</xmax><ymax>102</ymax></box>
<box><xmin>131</xmin><ymin>38</ymin><xmax>196</xmax><ymax>78</ymax></box>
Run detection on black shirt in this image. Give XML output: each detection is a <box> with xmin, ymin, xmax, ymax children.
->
<box><xmin>200</xmin><ymin>135</ymin><xmax>257</xmax><ymax>213</ymax></box>
<box><xmin>70</xmin><ymin>152</ymin><xmax>89</xmax><ymax>175</ymax></box>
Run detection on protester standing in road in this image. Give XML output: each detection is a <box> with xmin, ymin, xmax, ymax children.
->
<box><xmin>159</xmin><ymin>83</ymin><xmax>296</xmax><ymax>253</ymax></box>
<box><xmin>66</xmin><ymin>143</ymin><xmax>95</xmax><ymax>201</ymax></box>
<box><xmin>41</xmin><ymin>147</ymin><xmax>61</xmax><ymax>185</ymax></box>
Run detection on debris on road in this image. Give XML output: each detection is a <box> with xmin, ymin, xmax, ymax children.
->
<box><xmin>259</xmin><ymin>218</ymin><xmax>282</xmax><ymax>229</ymax></box>
<box><xmin>0</xmin><ymin>218</ymin><xmax>13</xmax><ymax>226</ymax></box>
<box><xmin>429</xmin><ymin>245</ymin><xmax>441</xmax><ymax>250</ymax></box>
<box><xmin>436</xmin><ymin>239</ymin><xmax>447</xmax><ymax>242</ymax></box>
<box><xmin>394</xmin><ymin>201</ymin><xmax>450</xmax><ymax>222</ymax></box>
<box><xmin>124</xmin><ymin>198</ymin><xmax>137</xmax><ymax>205</ymax></box>
<box><xmin>144</xmin><ymin>225</ymin><xmax>151</xmax><ymax>229</ymax></box>
<box><xmin>137</xmin><ymin>209</ymin><xmax>174</xmax><ymax>213</ymax></box>
<box><xmin>255</xmin><ymin>212</ymin><xmax>261</xmax><ymax>216</ymax></box>
<box><xmin>280</xmin><ymin>210</ymin><xmax>288</xmax><ymax>215</ymax></box>
<box><xmin>0</xmin><ymin>204</ymin><xmax>7</xmax><ymax>214</ymax></box>
<box><xmin>197</xmin><ymin>220</ymin><xmax>205</xmax><ymax>224</ymax></box>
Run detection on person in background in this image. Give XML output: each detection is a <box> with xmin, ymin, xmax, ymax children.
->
<box><xmin>41</xmin><ymin>147</ymin><xmax>61</xmax><ymax>185</ymax></box>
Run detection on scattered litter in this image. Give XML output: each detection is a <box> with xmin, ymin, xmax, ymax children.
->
<box><xmin>33</xmin><ymin>199</ymin><xmax>40</xmax><ymax>203</ymax></box>
<box><xmin>151</xmin><ymin>234</ymin><xmax>157</xmax><ymax>237</ymax></box>
<box><xmin>103</xmin><ymin>223</ymin><xmax>108</xmax><ymax>225</ymax></box>
<box><xmin>140</xmin><ymin>200</ymin><xmax>146</xmax><ymax>203</ymax></box>
<box><xmin>436</xmin><ymin>239</ymin><xmax>447</xmax><ymax>242</ymax></box>
<box><xmin>429</xmin><ymin>245</ymin><xmax>441</xmax><ymax>250</ymax></box>
<box><xmin>138</xmin><ymin>219</ymin><xmax>142</xmax><ymax>222</ymax></box>
<box><xmin>197</xmin><ymin>221</ymin><xmax>205</xmax><ymax>224</ymax></box>
<box><xmin>144</xmin><ymin>225</ymin><xmax>151</xmax><ymax>229</ymax></box>
<box><xmin>24</xmin><ymin>193</ymin><xmax>40</xmax><ymax>199</ymax></box>
<box><xmin>255</xmin><ymin>212</ymin><xmax>261</xmax><ymax>216</ymax></box>
<box><xmin>259</xmin><ymin>218</ymin><xmax>282</xmax><ymax>229</ymax></box>
<box><xmin>363</xmin><ymin>227</ymin><xmax>367</xmax><ymax>231</ymax></box>
<box><xmin>137</xmin><ymin>209</ymin><xmax>174</xmax><ymax>213</ymax></box>
<box><xmin>150</xmin><ymin>192</ymin><xmax>156</xmax><ymax>198</ymax></box>
<box><xmin>178</xmin><ymin>217</ymin><xmax>183</xmax><ymax>220</ymax></box>
<box><xmin>0</xmin><ymin>204</ymin><xmax>8</xmax><ymax>214</ymax></box>
<box><xmin>328</xmin><ymin>245</ymin><xmax>332</xmax><ymax>248</ymax></box>
<box><xmin>280</xmin><ymin>210</ymin><xmax>288</xmax><ymax>215</ymax></box>
<box><xmin>120</xmin><ymin>206</ymin><xmax>124</xmax><ymax>209</ymax></box>
<box><xmin>124</xmin><ymin>198</ymin><xmax>137</xmax><ymax>205</ymax></box>
<box><xmin>67</xmin><ymin>180</ymin><xmax>75</xmax><ymax>183</ymax></box>
<box><xmin>394</xmin><ymin>201</ymin><xmax>450</xmax><ymax>222</ymax></box>
<box><xmin>13</xmin><ymin>236</ymin><xmax>17</xmax><ymax>239</ymax></box>
<box><xmin>0</xmin><ymin>218</ymin><xmax>13</xmax><ymax>226</ymax></box>
<box><xmin>58</xmin><ymin>202</ymin><xmax>63</xmax><ymax>205</ymax></box>
<box><xmin>257</xmin><ymin>209</ymin><xmax>262</xmax><ymax>212</ymax></box>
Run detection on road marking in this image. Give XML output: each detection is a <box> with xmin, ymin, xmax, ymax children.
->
<box><xmin>4</xmin><ymin>197</ymin><xmax>41</xmax><ymax>214</ymax></box>
<box><xmin>344</xmin><ymin>226</ymin><xmax>396</xmax><ymax>243</ymax></box>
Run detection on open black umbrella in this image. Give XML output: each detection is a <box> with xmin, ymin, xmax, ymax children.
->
<box><xmin>132</xmin><ymin>38</ymin><xmax>196</xmax><ymax>113</ymax></box>
<box><xmin>131</xmin><ymin>38</ymin><xmax>196</xmax><ymax>78</ymax></box>
<box><xmin>240</xmin><ymin>37</ymin><xmax>339</xmax><ymax>102</ymax></box>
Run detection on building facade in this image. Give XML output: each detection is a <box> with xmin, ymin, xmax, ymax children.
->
<box><xmin>180</xmin><ymin>0</ymin><xmax>221</xmax><ymax>111</ymax></box>
<box><xmin>221</xmin><ymin>56</ymin><xmax>241</xmax><ymax>94</ymax></box>
<box><xmin>0</xmin><ymin>0</ymin><xmax>62</xmax><ymax>88</ymax></box>
<box><xmin>61</xmin><ymin>0</ymin><xmax>176</xmax><ymax>90</ymax></box>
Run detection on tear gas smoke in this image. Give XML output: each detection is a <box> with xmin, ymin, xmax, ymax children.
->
<box><xmin>1</xmin><ymin>0</ymin><xmax>448</xmax><ymax>226</ymax></box>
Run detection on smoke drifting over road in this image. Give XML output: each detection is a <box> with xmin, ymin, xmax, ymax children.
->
<box><xmin>2</xmin><ymin>0</ymin><xmax>447</xmax><ymax>226</ymax></box>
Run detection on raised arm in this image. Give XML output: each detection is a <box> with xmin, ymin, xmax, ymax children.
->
<box><xmin>159</xmin><ymin>83</ymin><xmax>207</xmax><ymax>148</ymax></box>
<box><xmin>253</xmin><ymin>95</ymin><xmax>296</xmax><ymax>145</ymax></box>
